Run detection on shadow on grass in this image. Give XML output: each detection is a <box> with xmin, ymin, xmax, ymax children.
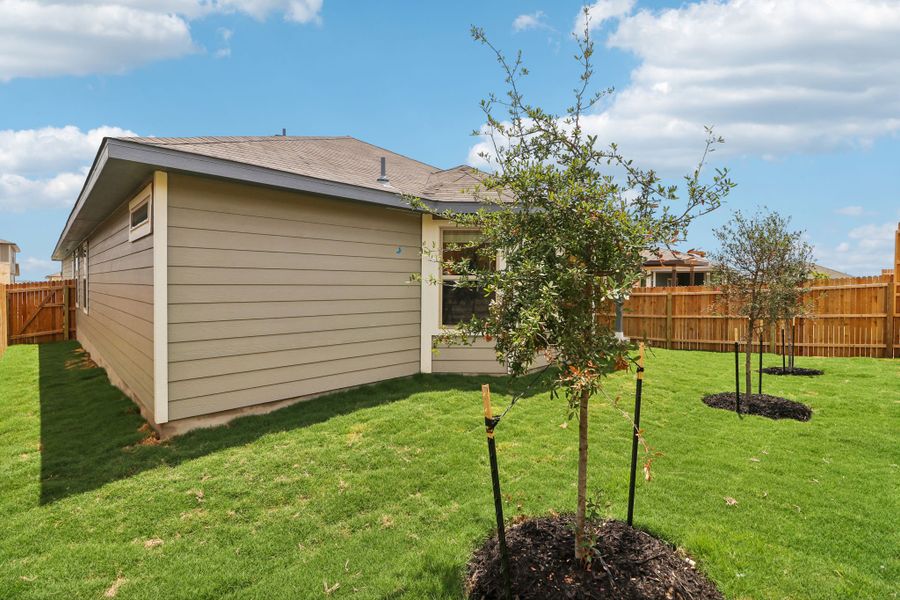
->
<box><xmin>39</xmin><ymin>341</ymin><xmax>552</xmax><ymax>506</ymax></box>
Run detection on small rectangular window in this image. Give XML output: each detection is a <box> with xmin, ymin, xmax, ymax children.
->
<box><xmin>128</xmin><ymin>184</ymin><xmax>153</xmax><ymax>242</ymax></box>
<box><xmin>130</xmin><ymin>201</ymin><xmax>149</xmax><ymax>229</ymax></box>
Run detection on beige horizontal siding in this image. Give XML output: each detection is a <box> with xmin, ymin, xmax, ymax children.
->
<box><xmin>168</xmin><ymin>362</ymin><xmax>418</xmax><ymax>421</ymax></box>
<box><xmin>169</xmin><ymin>298</ymin><xmax>419</xmax><ymax>324</ymax></box>
<box><xmin>168</xmin><ymin>267</ymin><xmax>414</xmax><ymax>287</ymax></box>
<box><xmin>170</xmin><ymin>284</ymin><xmax>418</xmax><ymax>304</ymax></box>
<box><xmin>432</xmin><ymin>337</ymin><xmax>507</xmax><ymax>375</ymax></box>
<box><xmin>78</xmin><ymin>201</ymin><xmax>154</xmax><ymax>417</ymax></box>
<box><xmin>169</xmin><ymin>311</ymin><xmax>418</xmax><ymax>343</ymax></box>
<box><xmin>168</xmin><ymin>226</ymin><xmax>420</xmax><ymax>258</ymax></box>
<box><xmin>169</xmin><ymin>247</ymin><xmax>418</xmax><ymax>273</ymax></box>
<box><xmin>62</xmin><ymin>254</ymin><xmax>74</xmax><ymax>278</ymax></box>
<box><xmin>167</xmin><ymin>173</ymin><xmax>422</xmax><ymax>420</ymax></box>
<box><xmin>170</xmin><ymin>323</ymin><xmax>420</xmax><ymax>362</ymax></box>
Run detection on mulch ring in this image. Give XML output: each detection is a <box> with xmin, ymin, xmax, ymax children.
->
<box><xmin>702</xmin><ymin>392</ymin><xmax>812</xmax><ymax>421</ymax></box>
<box><xmin>466</xmin><ymin>516</ymin><xmax>723</xmax><ymax>600</ymax></box>
<box><xmin>760</xmin><ymin>366</ymin><xmax>823</xmax><ymax>376</ymax></box>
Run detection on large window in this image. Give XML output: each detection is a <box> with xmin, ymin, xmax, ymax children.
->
<box><xmin>654</xmin><ymin>270</ymin><xmax>706</xmax><ymax>287</ymax></box>
<box><xmin>440</xmin><ymin>229</ymin><xmax>494</xmax><ymax>326</ymax></box>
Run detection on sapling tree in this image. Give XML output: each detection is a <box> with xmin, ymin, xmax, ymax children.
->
<box><xmin>711</xmin><ymin>210</ymin><xmax>814</xmax><ymax>391</ymax></box>
<box><xmin>411</xmin><ymin>22</ymin><xmax>734</xmax><ymax>561</ymax></box>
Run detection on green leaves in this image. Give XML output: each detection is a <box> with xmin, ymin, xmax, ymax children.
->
<box><xmin>413</xmin><ymin>24</ymin><xmax>732</xmax><ymax>401</ymax></box>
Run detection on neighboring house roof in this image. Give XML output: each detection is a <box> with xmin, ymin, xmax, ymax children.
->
<box><xmin>641</xmin><ymin>248</ymin><xmax>710</xmax><ymax>268</ymax></box>
<box><xmin>52</xmin><ymin>136</ymin><xmax>493</xmax><ymax>260</ymax></box>
<box><xmin>640</xmin><ymin>251</ymin><xmax>851</xmax><ymax>280</ymax></box>
<box><xmin>0</xmin><ymin>239</ymin><xmax>21</xmax><ymax>252</ymax></box>
<box><xmin>811</xmin><ymin>263</ymin><xmax>853</xmax><ymax>279</ymax></box>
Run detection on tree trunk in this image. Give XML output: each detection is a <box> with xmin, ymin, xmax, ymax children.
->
<box><xmin>745</xmin><ymin>323</ymin><xmax>754</xmax><ymax>397</ymax></box>
<box><xmin>574</xmin><ymin>387</ymin><xmax>590</xmax><ymax>561</ymax></box>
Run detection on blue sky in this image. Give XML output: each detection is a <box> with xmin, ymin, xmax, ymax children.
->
<box><xmin>1</xmin><ymin>0</ymin><xmax>899</xmax><ymax>280</ymax></box>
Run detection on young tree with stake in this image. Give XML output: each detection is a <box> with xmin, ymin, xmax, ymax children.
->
<box><xmin>711</xmin><ymin>210</ymin><xmax>814</xmax><ymax>395</ymax></box>
<box><xmin>412</xmin><ymin>22</ymin><xmax>734</xmax><ymax>562</ymax></box>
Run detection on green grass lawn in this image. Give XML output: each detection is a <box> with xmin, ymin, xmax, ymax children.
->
<box><xmin>0</xmin><ymin>342</ymin><xmax>897</xmax><ymax>599</ymax></box>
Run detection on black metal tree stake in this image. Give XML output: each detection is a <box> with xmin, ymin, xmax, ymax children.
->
<box><xmin>758</xmin><ymin>327</ymin><xmax>763</xmax><ymax>395</ymax></box>
<box><xmin>482</xmin><ymin>384</ymin><xmax>512</xmax><ymax>599</ymax></box>
<box><xmin>790</xmin><ymin>319</ymin><xmax>796</xmax><ymax>369</ymax></box>
<box><xmin>781</xmin><ymin>327</ymin><xmax>786</xmax><ymax>374</ymax></box>
<box><xmin>627</xmin><ymin>343</ymin><xmax>645</xmax><ymax>527</ymax></box>
<box><xmin>734</xmin><ymin>328</ymin><xmax>741</xmax><ymax>415</ymax></box>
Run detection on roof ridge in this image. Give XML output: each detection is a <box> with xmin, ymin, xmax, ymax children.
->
<box><xmin>342</xmin><ymin>136</ymin><xmax>441</xmax><ymax>171</ymax></box>
<box><xmin>433</xmin><ymin>164</ymin><xmax>480</xmax><ymax>173</ymax></box>
<box><xmin>119</xmin><ymin>135</ymin><xmax>354</xmax><ymax>146</ymax></box>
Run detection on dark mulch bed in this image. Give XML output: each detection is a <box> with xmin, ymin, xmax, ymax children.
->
<box><xmin>466</xmin><ymin>516</ymin><xmax>723</xmax><ymax>600</ymax></box>
<box><xmin>702</xmin><ymin>392</ymin><xmax>812</xmax><ymax>421</ymax></box>
<box><xmin>760</xmin><ymin>366</ymin><xmax>824</xmax><ymax>376</ymax></box>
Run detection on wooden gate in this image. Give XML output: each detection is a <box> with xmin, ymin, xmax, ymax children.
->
<box><xmin>2</xmin><ymin>280</ymin><xmax>76</xmax><ymax>348</ymax></box>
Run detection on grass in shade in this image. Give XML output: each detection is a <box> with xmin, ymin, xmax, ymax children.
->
<box><xmin>0</xmin><ymin>341</ymin><xmax>897</xmax><ymax>599</ymax></box>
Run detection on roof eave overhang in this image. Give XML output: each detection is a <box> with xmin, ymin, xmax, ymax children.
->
<box><xmin>52</xmin><ymin>139</ymin><xmax>485</xmax><ymax>260</ymax></box>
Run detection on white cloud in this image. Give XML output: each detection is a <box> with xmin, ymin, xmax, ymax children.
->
<box><xmin>0</xmin><ymin>170</ymin><xmax>87</xmax><ymax>212</ymax></box>
<box><xmin>12</xmin><ymin>256</ymin><xmax>59</xmax><ymax>282</ymax></box>
<box><xmin>475</xmin><ymin>1</ymin><xmax>900</xmax><ymax>173</ymax></box>
<box><xmin>283</xmin><ymin>0</ymin><xmax>323</xmax><ymax>24</ymax></box>
<box><xmin>0</xmin><ymin>126</ymin><xmax>136</xmax><ymax>212</ymax></box>
<box><xmin>215</xmin><ymin>27</ymin><xmax>234</xmax><ymax>58</ymax></box>
<box><xmin>573</xmin><ymin>0</ymin><xmax>635</xmax><ymax>35</ymax></box>
<box><xmin>835</xmin><ymin>205</ymin><xmax>864</xmax><ymax>216</ymax></box>
<box><xmin>0</xmin><ymin>0</ymin><xmax>323</xmax><ymax>81</ymax></box>
<box><xmin>814</xmin><ymin>221</ymin><xmax>896</xmax><ymax>274</ymax></box>
<box><xmin>514</xmin><ymin>11</ymin><xmax>549</xmax><ymax>32</ymax></box>
<box><xmin>0</xmin><ymin>125</ymin><xmax>134</xmax><ymax>176</ymax></box>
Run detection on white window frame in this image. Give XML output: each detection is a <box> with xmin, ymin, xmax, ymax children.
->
<box><xmin>128</xmin><ymin>184</ymin><xmax>153</xmax><ymax>242</ymax></box>
<box><xmin>76</xmin><ymin>241</ymin><xmax>89</xmax><ymax>314</ymax></box>
<box><xmin>438</xmin><ymin>227</ymin><xmax>494</xmax><ymax>328</ymax></box>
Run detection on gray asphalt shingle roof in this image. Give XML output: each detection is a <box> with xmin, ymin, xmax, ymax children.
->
<box><xmin>119</xmin><ymin>136</ymin><xmax>493</xmax><ymax>202</ymax></box>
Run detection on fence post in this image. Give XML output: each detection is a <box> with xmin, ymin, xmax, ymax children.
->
<box><xmin>885</xmin><ymin>273</ymin><xmax>895</xmax><ymax>359</ymax></box>
<box><xmin>665</xmin><ymin>290</ymin><xmax>673</xmax><ymax>350</ymax></box>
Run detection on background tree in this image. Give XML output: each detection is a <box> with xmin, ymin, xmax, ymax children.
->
<box><xmin>412</xmin><ymin>23</ymin><xmax>734</xmax><ymax>561</ymax></box>
<box><xmin>711</xmin><ymin>210</ymin><xmax>814</xmax><ymax>390</ymax></box>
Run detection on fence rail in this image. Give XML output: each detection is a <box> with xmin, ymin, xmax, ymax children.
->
<box><xmin>614</xmin><ymin>273</ymin><xmax>898</xmax><ymax>358</ymax></box>
<box><xmin>2</xmin><ymin>280</ymin><xmax>76</xmax><ymax>350</ymax></box>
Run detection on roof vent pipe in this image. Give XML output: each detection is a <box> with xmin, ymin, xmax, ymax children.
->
<box><xmin>377</xmin><ymin>156</ymin><xmax>390</xmax><ymax>183</ymax></box>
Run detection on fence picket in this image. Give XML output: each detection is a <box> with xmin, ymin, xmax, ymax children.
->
<box><xmin>3</xmin><ymin>280</ymin><xmax>76</xmax><ymax>346</ymax></box>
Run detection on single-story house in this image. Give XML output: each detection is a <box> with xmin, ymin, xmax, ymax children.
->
<box><xmin>0</xmin><ymin>239</ymin><xmax>20</xmax><ymax>284</ymax></box>
<box><xmin>53</xmin><ymin>135</ymin><xmax>507</xmax><ymax>435</ymax></box>
<box><xmin>639</xmin><ymin>250</ymin><xmax>853</xmax><ymax>287</ymax></box>
<box><xmin>810</xmin><ymin>263</ymin><xmax>853</xmax><ymax>279</ymax></box>
<box><xmin>640</xmin><ymin>249</ymin><xmax>711</xmax><ymax>287</ymax></box>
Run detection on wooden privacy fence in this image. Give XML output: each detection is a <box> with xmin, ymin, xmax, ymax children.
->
<box><xmin>1</xmin><ymin>280</ymin><xmax>76</xmax><ymax>351</ymax></box>
<box><xmin>614</xmin><ymin>273</ymin><xmax>898</xmax><ymax>359</ymax></box>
